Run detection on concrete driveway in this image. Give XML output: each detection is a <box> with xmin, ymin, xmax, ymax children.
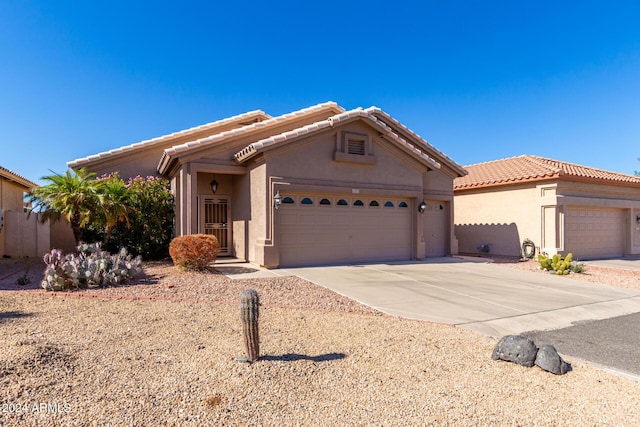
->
<box><xmin>584</xmin><ymin>257</ymin><xmax>640</xmax><ymax>271</ymax></box>
<box><xmin>281</xmin><ymin>258</ymin><xmax>640</xmax><ymax>337</ymax></box>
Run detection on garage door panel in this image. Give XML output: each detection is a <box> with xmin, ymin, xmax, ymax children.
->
<box><xmin>278</xmin><ymin>194</ymin><xmax>412</xmax><ymax>267</ymax></box>
<box><xmin>280</xmin><ymin>213</ymin><xmax>300</xmax><ymax>226</ymax></box>
<box><xmin>565</xmin><ymin>207</ymin><xmax>623</xmax><ymax>259</ymax></box>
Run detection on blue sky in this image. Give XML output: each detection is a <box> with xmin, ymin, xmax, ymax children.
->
<box><xmin>2</xmin><ymin>1</ymin><xmax>639</xmax><ymax>184</ymax></box>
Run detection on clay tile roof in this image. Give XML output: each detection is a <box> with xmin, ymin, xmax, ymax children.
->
<box><xmin>163</xmin><ymin>101</ymin><xmax>341</xmax><ymax>159</ymax></box>
<box><xmin>68</xmin><ymin>109</ymin><xmax>270</xmax><ymax>169</ymax></box>
<box><xmin>0</xmin><ymin>165</ymin><xmax>37</xmax><ymax>189</ymax></box>
<box><xmin>454</xmin><ymin>155</ymin><xmax>640</xmax><ymax>190</ymax></box>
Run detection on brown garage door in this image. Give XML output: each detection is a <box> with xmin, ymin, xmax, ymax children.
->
<box><xmin>278</xmin><ymin>194</ymin><xmax>412</xmax><ymax>267</ymax></box>
<box><xmin>565</xmin><ymin>207</ymin><xmax>624</xmax><ymax>259</ymax></box>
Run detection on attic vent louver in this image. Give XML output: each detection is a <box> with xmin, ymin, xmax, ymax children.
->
<box><xmin>347</xmin><ymin>139</ymin><xmax>366</xmax><ymax>155</ymax></box>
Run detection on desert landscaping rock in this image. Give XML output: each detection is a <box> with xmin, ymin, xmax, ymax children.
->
<box><xmin>535</xmin><ymin>344</ymin><xmax>569</xmax><ymax>375</ymax></box>
<box><xmin>492</xmin><ymin>335</ymin><xmax>538</xmax><ymax>367</ymax></box>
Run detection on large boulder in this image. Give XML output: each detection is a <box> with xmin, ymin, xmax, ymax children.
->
<box><xmin>492</xmin><ymin>335</ymin><xmax>538</xmax><ymax>367</ymax></box>
<box><xmin>535</xmin><ymin>344</ymin><xmax>569</xmax><ymax>375</ymax></box>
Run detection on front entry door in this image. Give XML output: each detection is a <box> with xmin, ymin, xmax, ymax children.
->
<box><xmin>201</xmin><ymin>197</ymin><xmax>230</xmax><ymax>256</ymax></box>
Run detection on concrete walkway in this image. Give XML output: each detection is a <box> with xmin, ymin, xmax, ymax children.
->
<box><xmin>280</xmin><ymin>258</ymin><xmax>640</xmax><ymax>337</ymax></box>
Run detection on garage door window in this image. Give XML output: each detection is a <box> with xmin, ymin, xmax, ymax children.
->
<box><xmin>282</xmin><ymin>196</ymin><xmax>413</xmax><ymax>210</ymax></box>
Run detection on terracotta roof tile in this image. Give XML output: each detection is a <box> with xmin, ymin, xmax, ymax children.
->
<box><xmin>454</xmin><ymin>155</ymin><xmax>640</xmax><ymax>190</ymax></box>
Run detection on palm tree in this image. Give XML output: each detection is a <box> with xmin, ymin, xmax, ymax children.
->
<box><xmin>29</xmin><ymin>168</ymin><xmax>101</xmax><ymax>244</ymax></box>
<box><xmin>98</xmin><ymin>174</ymin><xmax>133</xmax><ymax>245</ymax></box>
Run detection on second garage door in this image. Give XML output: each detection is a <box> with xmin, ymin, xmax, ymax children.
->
<box><xmin>278</xmin><ymin>194</ymin><xmax>412</xmax><ymax>267</ymax></box>
<box><xmin>565</xmin><ymin>207</ymin><xmax>624</xmax><ymax>259</ymax></box>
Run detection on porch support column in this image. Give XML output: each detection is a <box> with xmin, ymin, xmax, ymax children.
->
<box><xmin>177</xmin><ymin>164</ymin><xmax>193</xmax><ymax>236</ymax></box>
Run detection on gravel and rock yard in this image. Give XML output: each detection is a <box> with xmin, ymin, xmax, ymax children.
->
<box><xmin>1</xmin><ymin>258</ymin><xmax>639</xmax><ymax>426</ymax></box>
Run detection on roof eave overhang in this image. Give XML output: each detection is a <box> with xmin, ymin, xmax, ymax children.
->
<box><xmin>0</xmin><ymin>170</ymin><xmax>37</xmax><ymax>189</ymax></box>
<box><xmin>454</xmin><ymin>176</ymin><xmax>559</xmax><ymax>192</ymax></box>
<box><xmin>367</xmin><ymin>108</ymin><xmax>467</xmax><ymax>177</ymax></box>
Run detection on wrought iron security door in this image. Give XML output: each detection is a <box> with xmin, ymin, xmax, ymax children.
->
<box><xmin>202</xmin><ymin>197</ymin><xmax>229</xmax><ymax>256</ymax></box>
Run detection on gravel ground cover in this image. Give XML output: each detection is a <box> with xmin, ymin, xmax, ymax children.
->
<box><xmin>488</xmin><ymin>256</ymin><xmax>639</xmax><ymax>291</ymax></box>
<box><xmin>1</xmin><ymin>258</ymin><xmax>639</xmax><ymax>426</ymax></box>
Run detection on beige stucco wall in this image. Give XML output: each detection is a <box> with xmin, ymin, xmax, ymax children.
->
<box><xmin>455</xmin><ymin>179</ymin><xmax>640</xmax><ymax>257</ymax></box>
<box><xmin>455</xmin><ymin>184</ymin><xmax>542</xmax><ymax>257</ymax></box>
<box><xmin>3</xmin><ymin>211</ymin><xmax>50</xmax><ymax>258</ymax></box>
<box><xmin>248</xmin><ymin>162</ymin><xmax>267</xmax><ymax>265</ymax></box>
<box><xmin>1</xmin><ymin>178</ymin><xmax>28</xmax><ymax>211</ymax></box>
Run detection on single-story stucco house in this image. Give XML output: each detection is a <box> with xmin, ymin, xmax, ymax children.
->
<box><xmin>69</xmin><ymin>102</ymin><xmax>467</xmax><ymax>267</ymax></box>
<box><xmin>454</xmin><ymin>155</ymin><xmax>640</xmax><ymax>260</ymax></box>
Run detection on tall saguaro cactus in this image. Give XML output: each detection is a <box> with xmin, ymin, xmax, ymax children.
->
<box><xmin>241</xmin><ymin>289</ymin><xmax>260</xmax><ymax>362</ymax></box>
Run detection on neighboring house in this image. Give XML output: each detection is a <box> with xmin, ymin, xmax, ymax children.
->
<box><xmin>0</xmin><ymin>166</ymin><xmax>75</xmax><ymax>258</ymax></box>
<box><xmin>454</xmin><ymin>155</ymin><xmax>640</xmax><ymax>259</ymax></box>
<box><xmin>69</xmin><ymin>102</ymin><xmax>467</xmax><ymax>267</ymax></box>
<box><xmin>0</xmin><ymin>166</ymin><xmax>39</xmax><ymax>257</ymax></box>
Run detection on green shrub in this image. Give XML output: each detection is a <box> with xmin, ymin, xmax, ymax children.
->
<box><xmin>169</xmin><ymin>234</ymin><xmax>220</xmax><ymax>270</ymax></box>
<box><xmin>569</xmin><ymin>261</ymin><xmax>586</xmax><ymax>274</ymax></box>
<box><xmin>85</xmin><ymin>175</ymin><xmax>174</xmax><ymax>260</ymax></box>
<box><xmin>41</xmin><ymin>243</ymin><xmax>143</xmax><ymax>291</ymax></box>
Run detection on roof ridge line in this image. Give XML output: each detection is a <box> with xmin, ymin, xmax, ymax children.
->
<box><xmin>164</xmin><ymin>101</ymin><xmax>344</xmax><ymax>157</ymax></box>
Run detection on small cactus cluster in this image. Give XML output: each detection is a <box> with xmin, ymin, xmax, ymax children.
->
<box><xmin>537</xmin><ymin>253</ymin><xmax>573</xmax><ymax>275</ymax></box>
<box><xmin>42</xmin><ymin>242</ymin><xmax>143</xmax><ymax>291</ymax></box>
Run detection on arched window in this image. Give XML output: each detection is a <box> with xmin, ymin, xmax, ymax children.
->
<box><xmin>337</xmin><ymin>199</ymin><xmax>348</xmax><ymax>206</ymax></box>
<box><xmin>369</xmin><ymin>200</ymin><xmax>379</xmax><ymax>207</ymax></box>
<box><xmin>399</xmin><ymin>201</ymin><xmax>408</xmax><ymax>208</ymax></box>
<box><xmin>384</xmin><ymin>201</ymin><xmax>394</xmax><ymax>207</ymax></box>
<box><xmin>282</xmin><ymin>197</ymin><xmax>295</xmax><ymax>204</ymax></box>
<box><xmin>353</xmin><ymin>200</ymin><xmax>364</xmax><ymax>207</ymax></box>
<box><xmin>319</xmin><ymin>198</ymin><xmax>331</xmax><ymax>205</ymax></box>
<box><xmin>301</xmin><ymin>197</ymin><xmax>313</xmax><ymax>205</ymax></box>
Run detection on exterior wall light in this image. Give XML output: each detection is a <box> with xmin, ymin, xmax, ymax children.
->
<box><xmin>209</xmin><ymin>178</ymin><xmax>219</xmax><ymax>194</ymax></box>
<box><xmin>418</xmin><ymin>200</ymin><xmax>427</xmax><ymax>214</ymax></box>
<box><xmin>636</xmin><ymin>214</ymin><xmax>640</xmax><ymax>223</ymax></box>
<box><xmin>273</xmin><ymin>191</ymin><xmax>282</xmax><ymax>210</ymax></box>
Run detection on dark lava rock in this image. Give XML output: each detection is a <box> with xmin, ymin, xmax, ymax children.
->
<box><xmin>492</xmin><ymin>335</ymin><xmax>538</xmax><ymax>367</ymax></box>
<box><xmin>535</xmin><ymin>344</ymin><xmax>569</xmax><ymax>375</ymax></box>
